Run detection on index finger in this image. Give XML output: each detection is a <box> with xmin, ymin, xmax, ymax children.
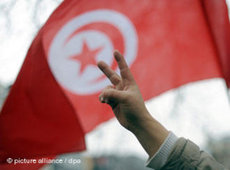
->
<box><xmin>97</xmin><ymin>61</ymin><xmax>121</xmax><ymax>86</ymax></box>
<box><xmin>114</xmin><ymin>50</ymin><xmax>135</xmax><ymax>83</ymax></box>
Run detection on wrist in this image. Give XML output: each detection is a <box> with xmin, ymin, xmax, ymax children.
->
<box><xmin>132</xmin><ymin>115</ymin><xmax>168</xmax><ymax>141</ymax></box>
<box><xmin>126</xmin><ymin>109</ymin><xmax>153</xmax><ymax>132</ymax></box>
<box><xmin>128</xmin><ymin>109</ymin><xmax>158</xmax><ymax>134</ymax></box>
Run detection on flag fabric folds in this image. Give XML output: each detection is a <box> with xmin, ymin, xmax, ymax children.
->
<box><xmin>0</xmin><ymin>0</ymin><xmax>229</xmax><ymax>168</ymax></box>
<box><xmin>0</xmin><ymin>28</ymin><xmax>85</xmax><ymax>162</ymax></box>
<box><xmin>201</xmin><ymin>0</ymin><xmax>230</xmax><ymax>87</ymax></box>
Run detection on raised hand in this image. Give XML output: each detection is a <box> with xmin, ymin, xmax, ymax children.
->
<box><xmin>97</xmin><ymin>50</ymin><xmax>169</xmax><ymax>157</ymax></box>
<box><xmin>97</xmin><ymin>50</ymin><xmax>151</xmax><ymax>131</ymax></box>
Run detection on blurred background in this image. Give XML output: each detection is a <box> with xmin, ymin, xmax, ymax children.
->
<box><xmin>0</xmin><ymin>0</ymin><xmax>230</xmax><ymax>169</ymax></box>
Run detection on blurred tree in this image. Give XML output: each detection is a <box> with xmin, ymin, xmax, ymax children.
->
<box><xmin>0</xmin><ymin>0</ymin><xmax>62</xmax><ymax>32</ymax></box>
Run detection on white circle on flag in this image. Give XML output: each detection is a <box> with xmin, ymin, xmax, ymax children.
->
<box><xmin>48</xmin><ymin>9</ymin><xmax>138</xmax><ymax>95</ymax></box>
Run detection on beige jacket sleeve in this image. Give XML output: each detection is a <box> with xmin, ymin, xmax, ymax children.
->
<box><xmin>158</xmin><ymin>138</ymin><xmax>227</xmax><ymax>170</ymax></box>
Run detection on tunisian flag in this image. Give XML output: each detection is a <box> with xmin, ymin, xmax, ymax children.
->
<box><xmin>0</xmin><ymin>0</ymin><xmax>229</xmax><ymax>165</ymax></box>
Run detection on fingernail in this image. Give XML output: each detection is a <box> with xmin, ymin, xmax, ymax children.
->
<box><xmin>114</xmin><ymin>50</ymin><xmax>120</xmax><ymax>60</ymax></box>
<box><xmin>99</xmin><ymin>96</ymin><xmax>104</xmax><ymax>102</ymax></box>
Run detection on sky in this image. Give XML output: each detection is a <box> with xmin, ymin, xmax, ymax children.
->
<box><xmin>1</xmin><ymin>0</ymin><xmax>230</xmax><ymax>160</ymax></box>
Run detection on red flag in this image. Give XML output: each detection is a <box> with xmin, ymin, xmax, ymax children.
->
<box><xmin>201</xmin><ymin>0</ymin><xmax>230</xmax><ymax>87</ymax></box>
<box><xmin>0</xmin><ymin>27</ymin><xmax>85</xmax><ymax>162</ymax></box>
<box><xmin>0</xmin><ymin>0</ymin><xmax>229</xmax><ymax>167</ymax></box>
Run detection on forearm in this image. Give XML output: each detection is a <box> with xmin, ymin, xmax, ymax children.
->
<box><xmin>129</xmin><ymin>111</ymin><xmax>169</xmax><ymax>158</ymax></box>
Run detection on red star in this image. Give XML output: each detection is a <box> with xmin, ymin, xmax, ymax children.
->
<box><xmin>70</xmin><ymin>41</ymin><xmax>103</xmax><ymax>73</ymax></box>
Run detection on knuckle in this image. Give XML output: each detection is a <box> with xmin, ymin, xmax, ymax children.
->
<box><xmin>110</xmin><ymin>74</ymin><xmax>120</xmax><ymax>84</ymax></box>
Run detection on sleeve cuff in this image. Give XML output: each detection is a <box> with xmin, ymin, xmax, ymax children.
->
<box><xmin>146</xmin><ymin>131</ymin><xmax>178</xmax><ymax>170</ymax></box>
